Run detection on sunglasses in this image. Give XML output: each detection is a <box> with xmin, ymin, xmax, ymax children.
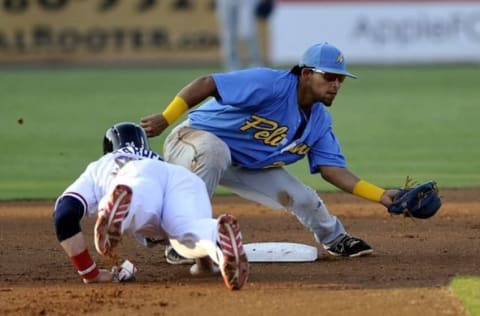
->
<box><xmin>309</xmin><ymin>69</ymin><xmax>346</xmax><ymax>83</ymax></box>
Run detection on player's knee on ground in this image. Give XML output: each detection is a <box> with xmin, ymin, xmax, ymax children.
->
<box><xmin>53</xmin><ymin>196</ymin><xmax>85</xmax><ymax>242</ymax></box>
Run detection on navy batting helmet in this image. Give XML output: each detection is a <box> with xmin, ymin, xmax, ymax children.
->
<box><xmin>103</xmin><ymin>122</ymin><xmax>150</xmax><ymax>154</ymax></box>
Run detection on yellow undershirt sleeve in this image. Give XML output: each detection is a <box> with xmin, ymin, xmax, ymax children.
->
<box><xmin>353</xmin><ymin>180</ymin><xmax>385</xmax><ymax>202</ymax></box>
<box><xmin>162</xmin><ymin>96</ymin><xmax>189</xmax><ymax>125</ymax></box>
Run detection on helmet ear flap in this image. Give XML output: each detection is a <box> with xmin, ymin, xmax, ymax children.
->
<box><xmin>103</xmin><ymin>135</ymin><xmax>114</xmax><ymax>154</ymax></box>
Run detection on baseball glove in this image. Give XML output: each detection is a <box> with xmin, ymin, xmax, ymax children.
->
<box><xmin>388</xmin><ymin>178</ymin><xmax>441</xmax><ymax>219</ymax></box>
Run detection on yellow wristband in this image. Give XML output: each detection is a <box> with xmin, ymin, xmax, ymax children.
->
<box><xmin>162</xmin><ymin>96</ymin><xmax>189</xmax><ymax>125</ymax></box>
<box><xmin>352</xmin><ymin>180</ymin><xmax>385</xmax><ymax>202</ymax></box>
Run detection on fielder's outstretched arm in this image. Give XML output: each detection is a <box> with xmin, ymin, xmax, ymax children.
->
<box><xmin>318</xmin><ymin>166</ymin><xmax>398</xmax><ymax>207</ymax></box>
<box><xmin>140</xmin><ymin>75</ymin><xmax>218</xmax><ymax>137</ymax></box>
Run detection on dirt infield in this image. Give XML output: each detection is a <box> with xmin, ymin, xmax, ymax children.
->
<box><xmin>1</xmin><ymin>189</ymin><xmax>479</xmax><ymax>316</ymax></box>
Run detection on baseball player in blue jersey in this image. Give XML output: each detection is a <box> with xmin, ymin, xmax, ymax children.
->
<box><xmin>53</xmin><ymin>122</ymin><xmax>248</xmax><ymax>290</ymax></box>
<box><xmin>140</xmin><ymin>42</ymin><xmax>399</xmax><ymax>260</ymax></box>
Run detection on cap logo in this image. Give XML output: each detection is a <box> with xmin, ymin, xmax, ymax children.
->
<box><xmin>336</xmin><ymin>53</ymin><xmax>344</xmax><ymax>64</ymax></box>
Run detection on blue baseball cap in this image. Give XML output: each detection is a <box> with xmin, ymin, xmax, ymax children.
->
<box><xmin>299</xmin><ymin>42</ymin><xmax>357</xmax><ymax>79</ymax></box>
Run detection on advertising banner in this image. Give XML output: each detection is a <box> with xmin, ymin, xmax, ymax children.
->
<box><xmin>270</xmin><ymin>0</ymin><xmax>480</xmax><ymax>64</ymax></box>
<box><xmin>0</xmin><ymin>0</ymin><xmax>220</xmax><ymax>64</ymax></box>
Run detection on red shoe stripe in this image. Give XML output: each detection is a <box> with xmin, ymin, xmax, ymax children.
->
<box><xmin>217</xmin><ymin>214</ymin><xmax>249</xmax><ymax>290</ymax></box>
<box><xmin>94</xmin><ymin>185</ymin><xmax>132</xmax><ymax>255</ymax></box>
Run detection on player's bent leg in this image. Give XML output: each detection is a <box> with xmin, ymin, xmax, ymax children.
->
<box><xmin>220</xmin><ymin>167</ymin><xmax>345</xmax><ymax>242</ymax></box>
<box><xmin>94</xmin><ymin>184</ymin><xmax>132</xmax><ymax>256</ymax></box>
<box><xmin>220</xmin><ymin>167</ymin><xmax>372</xmax><ymax>257</ymax></box>
<box><xmin>216</xmin><ymin>214</ymin><xmax>249</xmax><ymax>290</ymax></box>
<box><xmin>167</xmin><ymin>214</ymin><xmax>249</xmax><ymax>290</ymax></box>
<box><xmin>164</xmin><ymin>120</ymin><xmax>232</xmax><ymax>198</ymax></box>
<box><xmin>288</xmin><ymin>188</ymin><xmax>373</xmax><ymax>257</ymax></box>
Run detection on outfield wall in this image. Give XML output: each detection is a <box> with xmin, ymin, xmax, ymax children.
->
<box><xmin>270</xmin><ymin>0</ymin><xmax>480</xmax><ymax>65</ymax></box>
<box><xmin>0</xmin><ymin>0</ymin><xmax>220</xmax><ymax>64</ymax></box>
<box><xmin>1</xmin><ymin>0</ymin><xmax>479</xmax><ymax>65</ymax></box>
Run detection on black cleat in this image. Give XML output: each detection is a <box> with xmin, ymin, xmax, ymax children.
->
<box><xmin>165</xmin><ymin>245</ymin><xmax>195</xmax><ymax>265</ymax></box>
<box><xmin>324</xmin><ymin>234</ymin><xmax>373</xmax><ymax>257</ymax></box>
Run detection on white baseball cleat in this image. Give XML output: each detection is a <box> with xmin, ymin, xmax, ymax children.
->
<box><xmin>94</xmin><ymin>184</ymin><xmax>132</xmax><ymax>256</ymax></box>
<box><xmin>216</xmin><ymin>214</ymin><xmax>249</xmax><ymax>290</ymax></box>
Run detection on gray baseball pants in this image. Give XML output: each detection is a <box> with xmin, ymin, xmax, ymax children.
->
<box><xmin>163</xmin><ymin>120</ymin><xmax>346</xmax><ymax>246</ymax></box>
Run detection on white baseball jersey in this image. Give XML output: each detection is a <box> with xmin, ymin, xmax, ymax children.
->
<box><xmin>60</xmin><ymin>146</ymin><xmax>163</xmax><ymax>217</ymax></box>
<box><xmin>59</xmin><ymin>147</ymin><xmax>220</xmax><ymax>260</ymax></box>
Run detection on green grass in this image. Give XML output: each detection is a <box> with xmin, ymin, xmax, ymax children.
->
<box><xmin>1</xmin><ymin>65</ymin><xmax>479</xmax><ymax>199</ymax></box>
<box><xmin>451</xmin><ymin>276</ymin><xmax>480</xmax><ymax>316</ymax></box>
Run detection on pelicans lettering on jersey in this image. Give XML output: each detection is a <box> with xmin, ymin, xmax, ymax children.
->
<box><xmin>188</xmin><ymin>68</ymin><xmax>346</xmax><ymax>173</ymax></box>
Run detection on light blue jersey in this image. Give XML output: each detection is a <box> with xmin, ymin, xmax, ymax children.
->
<box><xmin>188</xmin><ymin>68</ymin><xmax>345</xmax><ymax>173</ymax></box>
